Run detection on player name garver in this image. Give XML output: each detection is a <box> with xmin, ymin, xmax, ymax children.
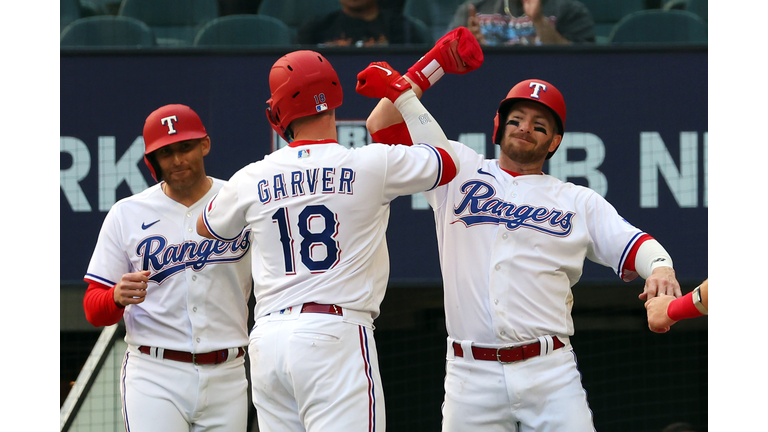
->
<box><xmin>452</xmin><ymin>180</ymin><xmax>575</xmax><ymax>236</ymax></box>
<box><xmin>137</xmin><ymin>229</ymin><xmax>252</xmax><ymax>284</ymax></box>
<box><xmin>257</xmin><ymin>167</ymin><xmax>356</xmax><ymax>203</ymax></box>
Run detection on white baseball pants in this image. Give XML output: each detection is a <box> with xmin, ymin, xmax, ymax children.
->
<box><xmin>441</xmin><ymin>339</ymin><xmax>595</xmax><ymax>432</ymax></box>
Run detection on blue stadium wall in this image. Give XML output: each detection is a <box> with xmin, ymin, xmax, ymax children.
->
<box><xmin>61</xmin><ymin>47</ymin><xmax>708</xmax><ymax>286</ymax></box>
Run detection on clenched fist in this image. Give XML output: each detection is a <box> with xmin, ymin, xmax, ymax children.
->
<box><xmin>355</xmin><ymin>61</ymin><xmax>412</xmax><ymax>103</ymax></box>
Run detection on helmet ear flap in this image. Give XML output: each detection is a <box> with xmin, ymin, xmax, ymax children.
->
<box><xmin>266</xmin><ymin>106</ymin><xmax>288</xmax><ymax>143</ymax></box>
<box><xmin>144</xmin><ymin>154</ymin><xmax>162</xmax><ymax>182</ymax></box>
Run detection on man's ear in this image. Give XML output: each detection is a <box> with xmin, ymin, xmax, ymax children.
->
<box><xmin>548</xmin><ymin>134</ymin><xmax>562</xmax><ymax>154</ymax></box>
<box><xmin>201</xmin><ymin>136</ymin><xmax>211</xmax><ymax>156</ymax></box>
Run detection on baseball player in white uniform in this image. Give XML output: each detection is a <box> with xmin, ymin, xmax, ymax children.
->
<box><xmin>82</xmin><ymin>104</ymin><xmax>253</xmax><ymax>432</ymax></box>
<box><xmin>364</xmin><ymin>40</ymin><xmax>683</xmax><ymax>430</ymax></box>
<box><xmin>196</xmin><ymin>50</ymin><xmax>460</xmax><ymax>432</ymax></box>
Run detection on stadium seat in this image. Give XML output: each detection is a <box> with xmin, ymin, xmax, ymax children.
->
<box><xmin>61</xmin><ymin>0</ymin><xmax>82</xmax><ymax>33</ymax></box>
<box><xmin>257</xmin><ymin>0</ymin><xmax>341</xmax><ymax>41</ymax></box>
<box><xmin>406</xmin><ymin>15</ymin><xmax>433</xmax><ymax>45</ymax></box>
<box><xmin>578</xmin><ymin>0</ymin><xmax>645</xmax><ymax>44</ymax></box>
<box><xmin>404</xmin><ymin>0</ymin><xmax>464</xmax><ymax>42</ymax></box>
<box><xmin>608</xmin><ymin>9</ymin><xmax>707</xmax><ymax>44</ymax></box>
<box><xmin>60</xmin><ymin>16</ymin><xmax>156</xmax><ymax>48</ymax></box>
<box><xmin>663</xmin><ymin>0</ymin><xmax>707</xmax><ymax>21</ymax></box>
<box><xmin>193</xmin><ymin>14</ymin><xmax>293</xmax><ymax>47</ymax></box>
<box><xmin>118</xmin><ymin>0</ymin><xmax>218</xmax><ymax>47</ymax></box>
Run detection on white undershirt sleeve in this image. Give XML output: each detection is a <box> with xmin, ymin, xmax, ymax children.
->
<box><xmin>634</xmin><ymin>239</ymin><xmax>674</xmax><ymax>279</ymax></box>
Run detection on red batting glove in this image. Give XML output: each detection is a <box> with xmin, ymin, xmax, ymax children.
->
<box><xmin>405</xmin><ymin>26</ymin><xmax>484</xmax><ymax>91</ymax></box>
<box><xmin>355</xmin><ymin>61</ymin><xmax>412</xmax><ymax>103</ymax></box>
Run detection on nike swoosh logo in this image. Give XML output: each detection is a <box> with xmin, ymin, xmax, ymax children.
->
<box><xmin>477</xmin><ymin>168</ymin><xmax>495</xmax><ymax>178</ymax></box>
<box><xmin>142</xmin><ymin>220</ymin><xmax>161</xmax><ymax>230</ymax></box>
<box><xmin>370</xmin><ymin>65</ymin><xmax>392</xmax><ymax>76</ymax></box>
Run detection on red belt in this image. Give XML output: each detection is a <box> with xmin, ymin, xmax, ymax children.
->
<box><xmin>453</xmin><ymin>336</ymin><xmax>565</xmax><ymax>364</ymax></box>
<box><xmin>301</xmin><ymin>302</ymin><xmax>343</xmax><ymax>316</ymax></box>
<box><xmin>138</xmin><ymin>346</ymin><xmax>245</xmax><ymax>365</ymax></box>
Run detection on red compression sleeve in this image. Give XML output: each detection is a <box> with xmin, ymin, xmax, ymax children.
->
<box><xmin>83</xmin><ymin>280</ymin><xmax>125</xmax><ymax>327</ymax></box>
<box><xmin>621</xmin><ymin>234</ymin><xmax>653</xmax><ymax>279</ymax></box>
<box><xmin>666</xmin><ymin>291</ymin><xmax>704</xmax><ymax>321</ymax></box>
<box><xmin>436</xmin><ymin>147</ymin><xmax>458</xmax><ymax>186</ymax></box>
<box><xmin>371</xmin><ymin>122</ymin><xmax>414</xmax><ymax>146</ymax></box>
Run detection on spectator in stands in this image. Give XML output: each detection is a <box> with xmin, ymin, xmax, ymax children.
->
<box><xmin>297</xmin><ymin>0</ymin><xmax>427</xmax><ymax>46</ymax></box>
<box><xmin>448</xmin><ymin>0</ymin><xmax>595</xmax><ymax>45</ymax></box>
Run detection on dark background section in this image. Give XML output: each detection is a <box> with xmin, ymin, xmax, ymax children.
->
<box><xmin>60</xmin><ymin>46</ymin><xmax>708</xmax><ymax>285</ymax></box>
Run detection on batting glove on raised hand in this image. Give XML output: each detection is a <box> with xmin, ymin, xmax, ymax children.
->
<box><xmin>405</xmin><ymin>26</ymin><xmax>484</xmax><ymax>91</ymax></box>
<box><xmin>355</xmin><ymin>61</ymin><xmax>412</xmax><ymax>103</ymax></box>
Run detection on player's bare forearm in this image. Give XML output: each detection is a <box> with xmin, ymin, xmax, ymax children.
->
<box><xmin>113</xmin><ymin>270</ymin><xmax>150</xmax><ymax>307</ymax></box>
<box><xmin>638</xmin><ymin>266</ymin><xmax>681</xmax><ymax>300</ymax></box>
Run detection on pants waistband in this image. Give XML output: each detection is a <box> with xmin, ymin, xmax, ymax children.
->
<box><xmin>138</xmin><ymin>346</ymin><xmax>245</xmax><ymax>365</ymax></box>
<box><xmin>301</xmin><ymin>302</ymin><xmax>343</xmax><ymax>316</ymax></box>
<box><xmin>452</xmin><ymin>336</ymin><xmax>565</xmax><ymax>364</ymax></box>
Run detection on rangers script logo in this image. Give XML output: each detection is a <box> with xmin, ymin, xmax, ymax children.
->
<box><xmin>136</xmin><ymin>229</ymin><xmax>252</xmax><ymax>283</ymax></box>
<box><xmin>452</xmin><ymin>180</ymin><xmax>574</xmax><ymax>236</ymax></box>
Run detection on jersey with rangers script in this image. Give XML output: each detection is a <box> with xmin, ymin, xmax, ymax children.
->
<box><xmin>424</xmin><ymin>141</ymin><xmax>645</xmax><ymax>345</ymax></box>
<box><xmin>202</xmin><ymin>139</ymin><xmax>451</xmax><ymax>319</ymax></box>
<box><xmin>84</xmin><ymin>178</ymin><xmax>253</xmax><ymax>352</ymax></box>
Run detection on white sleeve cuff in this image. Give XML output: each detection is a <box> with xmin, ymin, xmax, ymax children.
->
<box><xmin>634</xmin><ymin>239</ymin><xmax>673</xmax><ymax>279</ymax></box>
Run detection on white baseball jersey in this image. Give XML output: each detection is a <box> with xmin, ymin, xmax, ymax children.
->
<box><xmin>84</xmin><ymin>178</ymin><xmax>253</xmax><ymax>352</ymax></box>
<box><xmin>425</xmin><ymin>141</ymin><xmax>645</xmax><ymax>345</ymax></box>
<box><xmin>202</xmin><ymin>139</ymin><xmax>450</xmax><ymax>319</ymax></box>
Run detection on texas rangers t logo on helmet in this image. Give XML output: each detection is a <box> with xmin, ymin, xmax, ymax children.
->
<box><xmin>161</xmin><ymin>115</ymin><xmax>179</xmax><ymax>135</ymax></box>
<box><xmin>529</xmin><ymin>82</ymin><xmax>547</xmax><ymax>99</ymax></box>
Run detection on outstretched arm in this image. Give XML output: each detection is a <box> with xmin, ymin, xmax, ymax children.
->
<box><xmin>365</xmin><ymin>27</ymin><xmax>483</xmax><ymax>143</ymax></box>
<box><xmin>645</xmin><ymin>279</ymin><xmax>708</xmax><ymax>333</ymax></box>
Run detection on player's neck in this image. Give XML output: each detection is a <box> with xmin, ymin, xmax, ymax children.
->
<box><xmin>162</xmin><ymin>176</ymin><xmax>213</xmax><ymax>207</ymax></box>
<box><xmin>498</xmin><ymin>158</ymin><xmax>545</xmax><ymax>176</ymax></box>
<box><xmin>292</xmin><ymin>116</ymin><xmax>338</xmax><ymax>141</ymax></box>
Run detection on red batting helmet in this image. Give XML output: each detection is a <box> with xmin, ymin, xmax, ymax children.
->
<box><xmin>142</xmin><ymin>104</ymin><xmax>208</xmax><ymax>181</ymax></box>
<box><xmin>266</xmin><ymin>50</ymin><xmax>343</xmax><ymax>142</ymax></box>
<box><xmin>492</xmin><ymin>79</ymin><xmax>566</xmax><ymax>159</ymax></box>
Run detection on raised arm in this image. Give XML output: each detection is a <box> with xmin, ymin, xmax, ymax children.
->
<box><xmin>364</xmin><ymin>27</ymin><xmax>483</xmax><ymax>145</ymax></box>
<box><xmin>356</xmin><ymin>61</ymin><xmax>459</xmax><ymax>183</ymax></box>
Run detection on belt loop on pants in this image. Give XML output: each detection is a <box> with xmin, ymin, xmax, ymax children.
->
<box><xmin>452</xmin><ymin>336</ymin><xmax>565</xmax><ymax>364</ymax></box>
<box><xmin>300</xmin><ymin>302</ymin><xmax>343</xmax><ymax>316</ymax></box>
<box><xmin>138</xmin><ymin>346</ymin><xmax>246</xmax><ymax>365</ymax></box>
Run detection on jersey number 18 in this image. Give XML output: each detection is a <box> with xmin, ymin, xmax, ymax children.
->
<box><xmin>271</xmin><ymin>204</ymin><xmax>340</xmax><ymax>274</ymax></box>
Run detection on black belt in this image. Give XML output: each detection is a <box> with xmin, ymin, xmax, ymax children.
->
<box><xmin>138</xmin><ymin>346</ymin><xmax>245</xmax><ymax>365</ymax></box>
<box><xmin>453</xmin><ymin>336</ymin><xmax>565</xmax><ymax>364</ymax></box>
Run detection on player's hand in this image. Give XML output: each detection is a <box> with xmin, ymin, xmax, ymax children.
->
<box><xmin>355</xmin><ymin>61</ymin><xmax>412</xmax><ymax>103</ymax></box>
<box><xmin>113</xmin><ymin>270</ymin><xmax>150</xmax><ymax>307</ymax></box>
<box><xmin>433</xmin><ymin>26</ymin><xmax>484</xmax><ymax>74</ymax></box>
<box><xmin>645</xmin><ymin>294</ymin><xmax>677</xmax><ymax>333</ymax></box>
<box><xmin>638</xmin><ymin>266</ymin><xmax>681</xmax><ymax>301</ymax></box>
<box><xmin>466</xmin><ymin>4</ymin><xmax>487</xmax><ymax>45</ymax></box>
